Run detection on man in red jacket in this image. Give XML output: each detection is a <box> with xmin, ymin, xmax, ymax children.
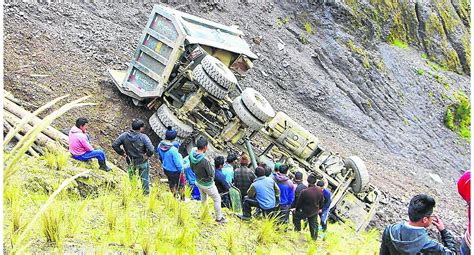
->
<box><xmin>458</xmin><ymin>170</ymin><xmax>470</xmax><ymax>255</ymax></box>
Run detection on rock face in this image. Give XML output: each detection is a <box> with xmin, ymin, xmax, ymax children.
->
<box><xmin>3</xmin><ymin>0</ymin><xmax>470</xmax><ymax>235</ymax></box>
<box><xmin>334</xmin><ymin>0</ymin><xmax>470</xmax><ymax>74</ymax></box>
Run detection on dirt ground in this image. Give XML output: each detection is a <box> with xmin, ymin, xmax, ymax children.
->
<box><xmin>3</xmin><ymin>1</ymin><xmax>470</xmax><ymax>239</ymax></box>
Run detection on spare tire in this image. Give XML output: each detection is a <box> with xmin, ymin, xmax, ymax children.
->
<box><xmin>193</xmin><ymin>64</ymin><xmax>228</xmax><ymax>99</ymax></box>
<box><xmin>344</xmin><ymin>156</ymin><xmax>369</xmax><ymax>193</ymax></box>
<box><xmin>241</xmin><ymin>88</ymin><xmax>276</xmax><ymax>122</ymax></box>
<box><xmin>156</xmin><ymin>104</ymin><xmax>194</xmax><ymax>138</ymax></box>
<box><xmin>201</xmin><ymin>55</ymin><xmax>237</xmax><ymax>90</ymax></box>
<box><xmin>232</xmin><ymin>96</ymin><xmax>264</xmax><ymax>130</ymax></box>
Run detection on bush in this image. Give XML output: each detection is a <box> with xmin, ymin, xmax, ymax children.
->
<box><xmin>445</xmin><ymin>92</ymin><xmax>471</xmax><ymax>140</ymax></box>
<box><xmin>390</xmin><ymin>38</ymin><xmax>408</xmax><ymax>49</ymax></box>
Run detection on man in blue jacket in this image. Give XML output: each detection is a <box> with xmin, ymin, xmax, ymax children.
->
<box><xmin>272</xmin><ymin>164</ymin><xmax>295</xmax><ymax>223</ymax></box>
<box><xmin>157</xmin><ymin>126</ymin><xmax>184</xmax><ymax>199</ymax></box>
<box><xmin>239</xmin><ymin>167</ymin><xmax>280</xmax><ymax>220</ymax></box>
<box><xmin>379</xmin><ymin>194</ymin><xmax>456</xmax><ymax>255</ymax></box>
<box><xmin>183</xmin><ymin>156</ymin><xmax>200</xmax><ymax>200</ymax></box>
<box><xmin>317</xmin><ymin>180</ymin><xmax>331</xmax><ymax>235</ymax></box>
<box><xmin>214</xmin><ymin>156</ymin><xmax>231</xmax><ymax>208</ymax></box>
<box><xmin>112</xmin><ymin>119</ymin><xmax>154</xmax><ymax>195</ymax></box>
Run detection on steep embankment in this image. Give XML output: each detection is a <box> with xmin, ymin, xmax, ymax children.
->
<box><xmin>3</xmin><ymin>148</ymin><xmax>380</xmax><ymax>253</ymax></box>
<box><xmin>3</xmin><ymin>0</ymin><xmax>470</xmax><ymax>236</ymax></box>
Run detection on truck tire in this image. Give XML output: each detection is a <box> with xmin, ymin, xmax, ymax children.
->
<box><xmin>201</xmin><ymin>55</ymin><xmax>237</xmax><ymax>90</ymax></box>
<box><xmin>344</xmin><ymin>156</ymin><xmax>370</xmax><ymax>194</ymax></box>
<box><xmin>241</xmin><ymin>88</ymin><xmax>276</xmax><ymax>122</ymax></box>
<box><xmin>149</xmin><ymin>112</ymin><xmax>166</xmax><ymax>137</ymax></box>
<box><xmin>193</xmin><ymin>64</ymin><xmax>228</xmax><ymax>99</ymax></box>
<box><xmin>149</xmin><ymin>112</ymin><xmax>186</xmax><ymax>143</ymax></box>
<box><xmin>232</xmin><ymin>96</ymin><xmax>264</xmax><ymax>130</ymax></box>
<box><xmin>156</xmin><ymin>104</ymin><xmax>194</xmax><ymax>138</ymax></box>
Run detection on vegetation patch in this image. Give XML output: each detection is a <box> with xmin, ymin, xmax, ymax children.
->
<box><xmin>4</xmin><ymin>146</ymin><xmax>381</xmax><ymax>253</ymax></box>
<box><xmin>347</xmin><ymin>39</ymin><xmax>371</xmax><ymax>68</ymax></box>
<box><xmin>445</xmin><ymin>91</ymin><xmax>471</xmax><ymax>141</ymax></box>
<box><xmin>390</xmin><ymin>38</ymin><xmax>408</xmax><ymax>49</ymax></box>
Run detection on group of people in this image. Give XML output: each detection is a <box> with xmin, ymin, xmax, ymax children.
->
<box><xmin>67</xmin><ymin>117</ymin><xmax>332</xmax><ymax>237</ymax></box>
<box><xmin>68</xmin><ymin>117</ymin><xmax>471</xmax><ymax>252</ymax></box>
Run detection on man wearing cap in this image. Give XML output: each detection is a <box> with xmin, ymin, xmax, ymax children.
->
<box><xmin>112</xmin><ymin>119</ymin><xmax>155</xmax><ymax>194</ymax></box>
<box><xmin>69</xmin><ymin>117</ymin><xmax>112</xmax><ymax>171</ymax></box>
<box><xmin>157</xmin><ymin>126</ymin><xmax>184</xmax><ymax>199</ymax></box>
<box><xmin>293</xmin><ymin>174</ymin><xmax>324</xmax><ymax>240</ymax></box>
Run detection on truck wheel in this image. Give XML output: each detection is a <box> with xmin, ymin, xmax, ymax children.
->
<box><xmin>201</xmin><ymin>55</ymin><xmax>237</xmax><ymax>90</ymax></box>
<box><xmin>149</xmin><ymin>112</ymin><xmax>168</xmax><ymax>138</ymax></box>
<box><xmin>344</xmin><ymin>156</ymin><xmax>370</xmax><ymax>194</ymax></box>
<box><xmin>232</xmin><ymin>96</ymin><xmax>264</xmax><ymax>130</ymax></box>
<box><xmin>156</xmin><ymin>104</ymin><xmax>194</xmax><ymax>138</ymax></box>
<box><xmin>241</xmin><ymin>88</ymin><xmax>276</xmax><ymax>122</ymax></box>
<box><xmin>193</xmin><ymin>65</ymin><xmax>228</xmax><ymax>99</ymax></box>
<box><xmin>149</xmin><ymin>112</ymin><xmax>186</xmax><ymax>143</ymax></box>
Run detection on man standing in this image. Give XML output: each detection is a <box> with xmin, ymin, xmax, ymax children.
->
<box><xmin>239</xmin><ymin>167</ymin><xmax>280</xmax><ymax>220</ymax></box>
<box><xmin>291</xmin><ymin>171</ymin><xmax>307</xmax><ymax>208</ymax></box>
<box><xmin>233</xmin><ymin>155</ymin><xmax>256</xmax><ymax>202</ymax></box>
<box><xmin>112</xmin><ymin>119</ymin><xmax>154</xmax><ymax>195</ymax></box>
<box><xmin>222</xmin><ymin>154</ymin><xmax>238</xmax><ymax>184</ymax></box>
<box><xmin>458</xmin><ymin>170</ymin><xmax>470</xmax><ymax>255</ymax></box>
<box><xmin>272</xmin><ymin>164</ymin><xmax>295</xmax><ymax>223</ymax></box>
<box><xmin>293</xmin><ymin>174</ymin><xmax>323</xmax><ymax>240</ymax></box>
<box><xmin>379</xmin><ymin>194</ymin><xmax>456</xmax><ymax>254</ymax></box>
<box><xmin>183</xmin><ymin>155</ymin><xmax>200</xmax><ymax>200</ymax></box>
<box><xmin>189</xmin><ymin>137</ymin><xmax>226</xmax><ymax>223</ymax></box>
<box><xmin>157</xmin><ymin>126</ymin><xmax>184</xmax><ymax>199</ymax></box>
<box><xmin>69</xmin><ymin>117</ymin><xmax>111</xmax><ymax>171</ymax></box>
<box><xmin>317</xmin><ymin>179</ymin><xmax>331</xmax><ymax>234</ymax></box>
<box><xmin>214</xmin><ymin>156</ymin><xmax>231</xmax><ymax>208</ymax></box>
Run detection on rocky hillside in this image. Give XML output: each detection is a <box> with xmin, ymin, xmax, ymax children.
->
<box><xmin>3</xmin><ymin>0</ymin><xmax>470</xmax><ymax>236</ymax></box>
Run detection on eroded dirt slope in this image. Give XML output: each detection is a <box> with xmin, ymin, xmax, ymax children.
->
<box><xmin>3</xmin><ymin>1</ymin><xmax>470</xmax><ymax>236</ymax></box>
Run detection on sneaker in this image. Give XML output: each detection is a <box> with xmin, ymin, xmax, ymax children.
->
<box><xmin>216</xmin><ymin>216</ymin><xmax>228</xmax><ymax>223</ymax></box>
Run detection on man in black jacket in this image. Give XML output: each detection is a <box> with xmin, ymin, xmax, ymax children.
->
<box><xmin>293</xmin><ymin>174</ymin><xmax>323</xmax><ymax>240</ymax></box>
<box><xmin>112</xmin><ymin>119</ymin><xmax>154</xmax><ymax>195</ymax></box>
<box><xmin>379</xmin><ymin>194</ymin><xmax>456</xmax><ymax>255</ymax></box>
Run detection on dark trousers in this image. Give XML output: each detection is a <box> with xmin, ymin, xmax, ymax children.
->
<box><xmin>242</xmin><ymin>197</ymin><xmax>275</xmax><ymax>218</ymax></box>
<box><xmin>127</xmin><ymin>161</ymin><xmax>150</xmax><ymax>195</ymax></box>
<box><xmin>277</xmin><ymin>204</ymin><xmax>291</xmax><ymax>224</ymax></box>
<box><xmin>293</xmin><ymin>211</ymin><xmax>319</xmax><ymax>240</ymax></box>
<box><xmin>221</xmin><ymin>193</ymin><xmax>231</xmax><ymax>208</ymax></box>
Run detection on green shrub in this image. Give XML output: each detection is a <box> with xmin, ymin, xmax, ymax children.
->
<box><xmin>445</xmin><ymin>92</ymin><xmax>471</xmax><ymax>140</ymax></box>
<box><xmin>416</xmin><ymin>69</ymin><xmax>425</xmax><ymax>75</ymax></box>
<box><xmin>304</xmin><ymin>21</ymin><xmax>313</xmax><ymax>34</ymax></box>
<box><xmin>445</xmin><ymin>107</ymin><xmax>455</xmax><ymax>130</ymax></box>
<box><xmin>41</xmin><ymin>205</ymin><xmax>63</xmax><ymax>246</ymax></box>
<box><xmin>390</xmin><ymin>38</ymin><xmax>408</xmax><ymax>49</ymax></box>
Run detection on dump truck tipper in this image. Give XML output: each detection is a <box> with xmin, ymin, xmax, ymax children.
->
<box><xmin>109</xmin><ymin>4</ymin><xmax>379</xmax><ymax>232</ymax></box>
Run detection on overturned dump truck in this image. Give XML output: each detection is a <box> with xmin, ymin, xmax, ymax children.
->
<box><xmin>109</xmin><ymin>4</ymin><xmax>379</xmax><ymax>232</ymax></box>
